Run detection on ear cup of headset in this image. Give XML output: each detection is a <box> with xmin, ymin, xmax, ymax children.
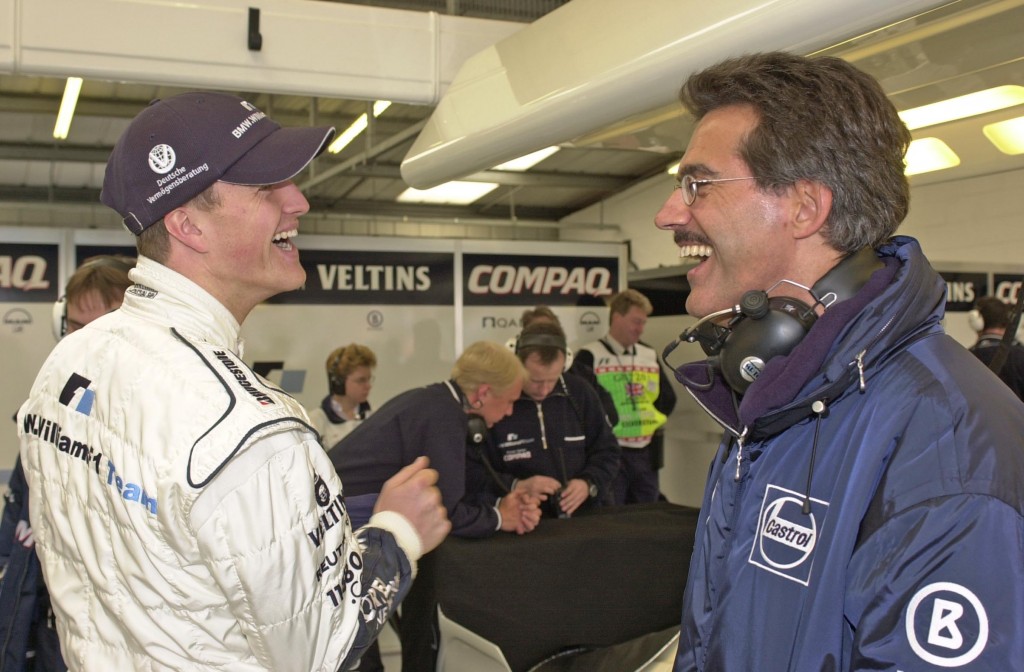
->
<box><xmin>52</xmin><ymin>296</ymin><xmax>68</xmax><ymax>341</ymax></box>
<box><xmin>967</xmin><ymin>309</ymin><xmax>984</xmax><ymax>333</ymax></box>
<box><xmin>718</xmin><ymin>293</ymin><xmax>817</xmax><ymax>394</ymax></box>
<box><xmin>328</xmin><ymin>372</ymin><xmax>347</xmax><ymax>397</ymax></box>
<box><xmin>467</xmin><ymin>414</ymin><xmax>487</xmax><ymax>445</ymax></box>
<box><xmin>327</xmin><ymin>347</ymin><xmax>347</xmax><ymax>396</ymax></box>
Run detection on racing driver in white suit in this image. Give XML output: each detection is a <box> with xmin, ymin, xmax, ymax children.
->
<box><xmin>17</xmin><ymin>92</ymin><xmax>450</xmax><ymax>671</ymax></box>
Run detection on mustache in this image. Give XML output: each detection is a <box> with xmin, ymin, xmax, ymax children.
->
<box><xmin>674</xmin><ymin>231</ymin><xmax>712</xmax><ymax>247</ymax></box>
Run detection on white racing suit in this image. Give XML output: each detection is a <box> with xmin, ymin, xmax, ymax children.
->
<box><xmin>18</xmin><ymin>256</ymin><xmax>420</xmax><ymax>671</ymax></box>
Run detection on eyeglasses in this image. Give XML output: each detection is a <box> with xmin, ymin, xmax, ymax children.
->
<box><xmin>678</xmin><ymin>173</ymin><xmax>758</xmax><ymax>206</ymax></box>
<box><xmin>350</xmin><ymin>375</ymin><xmax>375</xmax><ymax>385</ymax></box>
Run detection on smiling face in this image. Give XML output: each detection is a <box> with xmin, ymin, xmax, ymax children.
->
<box><xmin>190</xmin><ymin>180</ymin><xmax>310</xmax><ymax>320</ymax></box>
<box><xmin>654</xmin><ymin>104</ymin><xmax>798</xmax><ymax>319</ymax></box>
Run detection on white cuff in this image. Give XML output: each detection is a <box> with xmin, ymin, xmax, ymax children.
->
<box><xmin>493</xmin><ymin>498</ymin><xmax>503</xmax><ymax>531</ymax></box>
<box><xmin>367</xmin><ymin>510</ymin><xmax>423</xmax><ymax>577</ymax></box>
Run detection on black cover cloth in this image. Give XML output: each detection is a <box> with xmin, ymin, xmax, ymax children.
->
<box><xmin>424</xmin><ymin>502</ymin><xmax>698</xmax><ymax>672</ymax></box>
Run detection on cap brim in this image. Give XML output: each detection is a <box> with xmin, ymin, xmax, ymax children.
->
<box><xmin>220</xmin><ymin>125</ymin><xmax>335</xmax><ymax>186</ymax></box>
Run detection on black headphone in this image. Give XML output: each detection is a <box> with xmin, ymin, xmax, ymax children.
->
<box><xmin>511</xmin><ymin>330</ymin><xmax>575</xmax><ymax>370</ymax></box>
<box><xmin>52</xmin><ymin>255</ymin><xmax>136</xmax><ymax>340</ymax></box>
<box><xmin>467</xmin><ymin>413</ymin><xmax>488</xmax><ymax>445</ymax></box>
<box><xmin>327</xmin><ymin>348</ymin><xmax>348</xmax><ymax>397</ymax></box>
<box><xmin>664</xmin><ymin>247</ymin><xmax>882</xmax><ymax>394</ymax></box>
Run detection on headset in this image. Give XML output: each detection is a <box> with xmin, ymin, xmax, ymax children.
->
<box><xmin>52</xmin><ymin>255</ymin><xmax>136</xmax><ymax>340</ymax></box>
<box><xmin>510</xmin><ymin>330</ymin><xmax>575</xmax><ymax>370</ymax></box>
<box><xmin>663</xmin><ymin>247</ymin><xmax>883</xmax><ymax>395</ymax></box>
<box><xmin>326</xmin><ymin>347</ymin><xmax>348</xmax><ymax>397</ymax></box>
<box><xmin>967</xmin><ymin>309</ymin><xmax>985</xmax><ymax>333</ymax></box>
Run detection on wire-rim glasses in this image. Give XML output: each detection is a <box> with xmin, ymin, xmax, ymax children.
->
<box><xmin>679</xmin><ymin>174</ymin><xmax>758</xmax><ymax>206</ymax></box>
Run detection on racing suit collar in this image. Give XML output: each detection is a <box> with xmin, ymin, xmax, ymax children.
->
<box><xmin>126</xmin><ymin>255</ymin><xmax>244</xmax><ymax>354</ymax></box>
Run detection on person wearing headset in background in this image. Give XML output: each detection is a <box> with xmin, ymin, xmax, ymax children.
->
<box><xmin>654</xmin><ymin>52</ymin><xmax>1024</xmax><ymax>671</ymax></box>
<box><xmin>475</xmin><ymin>321</ymin><xmax>620</xmax><ymax>519</ymax></box>
<box><xmin>574</xmin><ymin>289</ymin><xmax>677</xmax><ymax>505</ymax></box>
<box><xmin>968</xmin><ymin>295</ymin><xmax>1024</xmax><ymax>402</ymax></box>
<box><xmin>17</xmin><ymin>92</ymin><xmax>449</xmax><ymax>672</ymax></box>
<box><xmin>328</xmin><ymin>340</ymin><xmax>541</xmax><ymax>672</ymax></box>
<box><xmin>1</xmin><ymin>255</ymin><xmax>134</xmax><ymax>672</ymax></box>
<box><xmin>518</xmin><ymin>305</ymin><xmax>619</xmax><ymax>427</ymax></box>
<box><xmin>308</xmin><ymin>343</ymin><xmax>377</xmax><ymax>449</ymax></box>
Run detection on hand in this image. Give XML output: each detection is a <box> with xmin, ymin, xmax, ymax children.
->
<box><xmin>374</xmin><ymin>456</ymin><xmax>451</xmax><ymax>554</ymax></box>
<box><xmin>558</xmin><ymin>479</ymin><xmax>590</xmax><ymax>517</ymax></box>
<box><xmin>498</xmin><ymin>490</ymin><xmax>542</xmax><ymax>535</ymax></box>
<box><xmin>15</xmin><ymin>520</ymin><xmax>34</xmax><ymax>548</ymax></box>
<box><xmin>513</xmin><ymin>475</ymin><xmax>561</xmax><ymax>501</ymax></box>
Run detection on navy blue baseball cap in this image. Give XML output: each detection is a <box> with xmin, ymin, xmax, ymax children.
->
<box><xmin>100</xmin><ymin>92</ymin><xmax>335</xmax><ymax>235</ymax></box>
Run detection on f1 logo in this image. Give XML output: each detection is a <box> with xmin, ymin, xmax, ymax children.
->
<box><xmin>59</xmin><ymin>373</ymin><xmax>95</xmax><ymax>416</ymax></box>
<box><xmin>905</xmin><ymin>582</ymin><xmax>988</xmax><ymax>667</ymax></box>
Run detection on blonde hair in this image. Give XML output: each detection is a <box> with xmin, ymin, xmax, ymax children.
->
<box><xmin>609</xmin><ymin>288</ymin><xmax>652</xmax><ymax>318</ymax></box>
<box><xmin>451</xmin><ymin>341</ymin><xmax>524</xmax><ymax>396</ymax></box>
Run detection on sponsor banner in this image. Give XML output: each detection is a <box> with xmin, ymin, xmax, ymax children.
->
<box><xmin>464</xmin><ymin>305</ymin><xmax>608</xmax><ymax>354</ymax></box>
<box><xmin>463</xmin><ymin>253</ymin><xmax>618</xmax><ymax>307</ymax></box>
<box><xmin>269</xmin><ymin>249</ymin><xmax>454</xmax><ymax>305</ymax></box>
<box><xmin>939</xmin><ymin>272</ymin><xmax>987</xmax><ymax>313</ymax></box>
<box><xmin>0</xmin><ymin>242</ymin><xmax>60</xmax><ymax>303</ymax></box>
<box><xmin>2</xmin><ymin>241</ymin><xmax>63</xmax><ymax>469</ymax></box>
<box><xmin>992</xmin><ymin>273</ymin><xmax>1024</xmax><ymax>305</ymax></box>
<box><xmin>75</xmin><ymin>244</ymin><xmax>138</xmax><ymax>267</ymax></box>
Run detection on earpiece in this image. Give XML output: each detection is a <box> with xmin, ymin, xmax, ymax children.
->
<box><xmin>967</xmin><ymin>309</ymin><xmax>984</xmax><ymax>333</ymax></box>
<box><xmin>511</xmin><ymin>331</ymin><xmax>574</xmax><ymax>370</ymax></box>
<box><xmin>467</xmin><ymin>414</ymin><xmax>487</xmax><ymax>445</ymax></box>
<box><xmin>327</xmin><ymin>348</ymin><xmax>348</xmax><ymax>397</ymax></box>
<box><xmin>674</xmin><ymin>247</ymin><xmax>883</xmax><ymax>395</ymax></box>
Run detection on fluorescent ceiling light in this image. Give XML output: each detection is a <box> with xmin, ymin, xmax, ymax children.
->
<box><xmin>493</xmin><ymin>146</ymin><xmax>559</xmax><ymax>171</ymax></box>
<box><xmin>904</xmin><ymin>137</ymin><xmax>960</xmax><ymax>176</ymax></box>
<box><xmin>983</xmin><ymin>116</ymin><xmax>1024</xmax><ymax>155</ymax></box>
<box><xmin>397</xmin><ymin>181</ymin><xmax>499</xmax><ymax>204</ymax></box>
<box><xmin>327</xmin><ymin>100</ymin><xmax>391</xmax><ymax>154</ymax></box>
<box><xmin>899</xmin><ymin>85</ymin><xmax>1024</xmax><ymax>131</ymax></box>
<box><xmin>53</xmin><ymin>77</ymin><xmax>83</xmax><ymax>140</ymax></box>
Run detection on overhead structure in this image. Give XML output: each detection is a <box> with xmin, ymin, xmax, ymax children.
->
<box><xmin>400</xmin><ymin>0</ymin><xmax>958</xmax><ymax>189</ymax></box>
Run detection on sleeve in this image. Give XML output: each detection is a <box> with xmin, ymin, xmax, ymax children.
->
<box><xmin>408</xmin><ymin>409</ymin><xmax>499</xmax><ymax>539</ymax></box>
<box><xmin>575</xmin><ymin>381</ymin><xmax>621</xmax><ymax>492</ymax></box>
<box><xmin>845</xmin><ymin>495</ymin><xmax>1024</xmax><ymax>670</ymax></box>
<box><xmin>191</xmin><ymin>429</ymin><xmax>415</xmax><ymax>672</ymax></box>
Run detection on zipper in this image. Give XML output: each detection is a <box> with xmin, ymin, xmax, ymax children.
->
<box><xmin>536</xmin><ymin>402</ymin><xmax>548</xmax><ymax>450</ymax></box>
<box><xmin>734</xmin><ymin>427</ymin><xmax>748</xmax><ymax>481</ymax></box>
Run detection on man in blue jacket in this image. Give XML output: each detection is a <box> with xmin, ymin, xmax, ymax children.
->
<box><xmin>472</xmin><ymin>321</ymin><xmax>620</xmax><ymax>518</ymax></box>
<box><xmin>655</xmin><ymin>52</ymin><xmax>1024</xmax><ymax>671</ymax></box>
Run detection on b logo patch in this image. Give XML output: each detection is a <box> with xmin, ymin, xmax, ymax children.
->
<box><xmin>905</xmin><ymin>582</ymin><xmax>988</xmax><ymax>667</ymax></box>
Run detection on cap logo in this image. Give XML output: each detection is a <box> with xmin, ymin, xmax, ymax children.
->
<box><xmin>148</xmin><ymin>144</ymin><xmax>177</xmax><ymax>174</ymax></box>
